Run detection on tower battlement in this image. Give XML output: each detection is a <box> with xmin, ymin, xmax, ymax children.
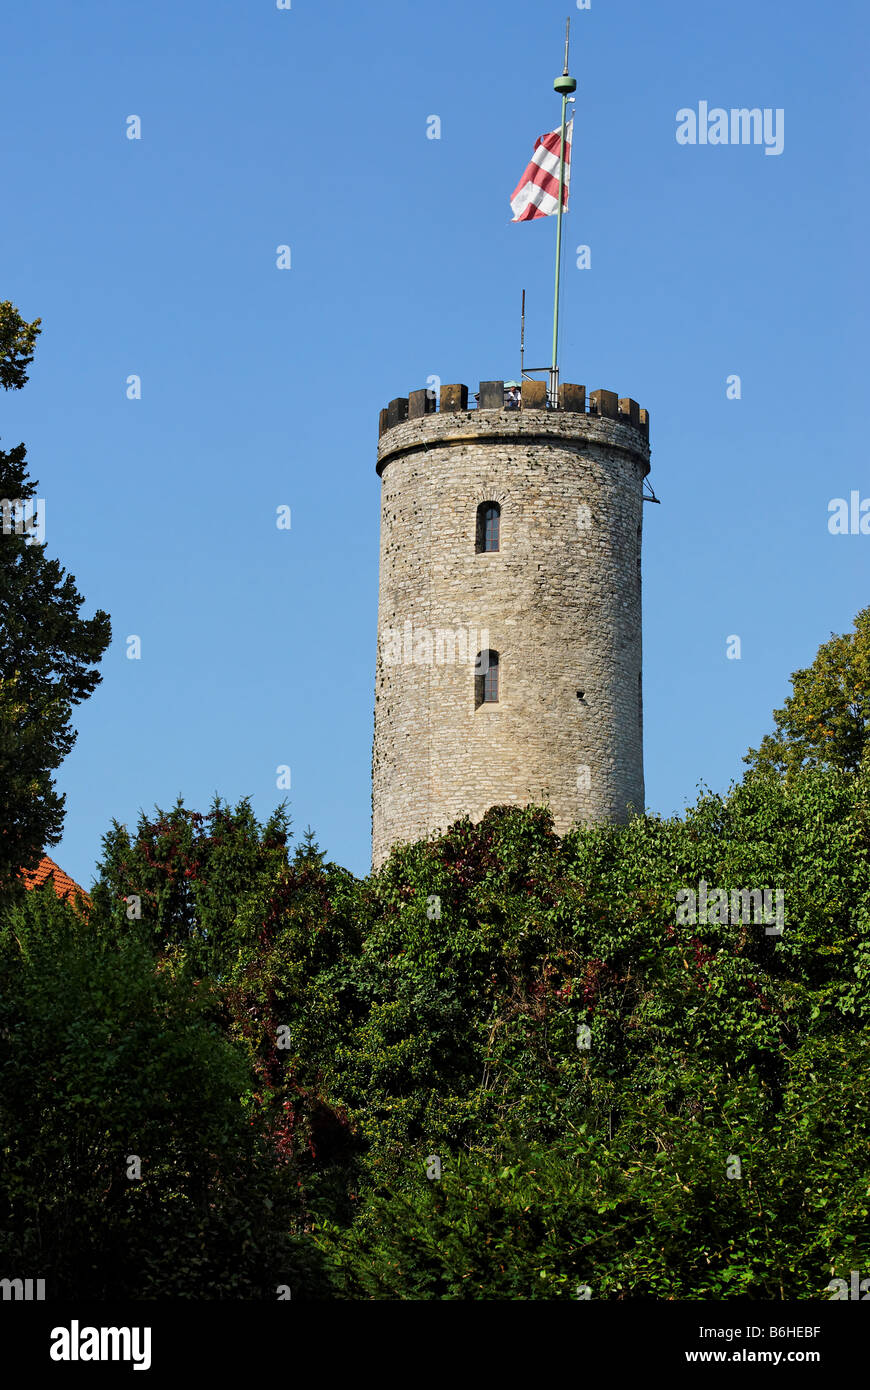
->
<box><xmin>377</xmin><ymin>383</ymin><xmax>651</xmax><ymax>481</ymax></box>
<box><xmin>378</xmin><ymin>380</ymin><xmax>649</xmax><ymax>448</ymax></box>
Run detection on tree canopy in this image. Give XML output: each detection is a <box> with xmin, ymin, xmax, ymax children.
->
<box><xmin>745</xmin><ymin>607</ymin><xmax>870</xmax><ymax>778</ymax></box>
<box><xmin>3</xmin><ymin>749</ymin><xmax>867</xmax><ymax>1298</ymax></box>
<box><xmin>0</xmin><ymin>302</ymin><xmax>111</xmax><ymax>888</ymax></box>
<box><xmin>0</xmin><ymin>301</ymin><xmax>41</xmax><ymax>392</ymax></box>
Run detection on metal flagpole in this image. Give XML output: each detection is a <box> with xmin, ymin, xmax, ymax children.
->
<box><xmin>550</xmin><ymin>18</ymin><xmax>576</xmax><ymax>408</ymax></box>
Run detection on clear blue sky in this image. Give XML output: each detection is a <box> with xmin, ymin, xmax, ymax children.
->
<box><xmin>2</xmin><ymin>0</ymin><xmax>866</xmax><ymax>886</ymax></box>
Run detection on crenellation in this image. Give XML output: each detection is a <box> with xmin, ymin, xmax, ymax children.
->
<box><xmin>409</xmin><ymin>387</ymin><xmax>435</xmax><ymax>419</ymax></box>
<box><xmin>478</xmin><ymin>380</ymin><xmax>505</xmax><ymax>410</ymax></box>
<box><xmin>386</xmin><ymin>396</ymin><xmax>409</xmax><ymax>430</ymax></box>
<box><xmin>440</xmin><ymin>383</ymin><xmax>468</xmax><ymax>413</ymax></box>
<box><xmin>378</xmin><ymin>380</ymin><xmax>648</xmax><ymax>438</ymax></box>
<box><xmin>521</xmin><ymin>379</ymin><xmax>548</xmax><ymax>410</ymax></box>
<box><xmin>589</xmin><ymin>388</ymin><xmax>619</xmax><ymax>419</ymax></box>
<box><xmin>559</xmin><ymin>382</ymin><xmax>586</xmax><ymax>412</ymax></box>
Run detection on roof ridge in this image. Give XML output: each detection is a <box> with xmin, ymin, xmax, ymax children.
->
<box><xmin>20</xmin><ymin>854</ymin><xmax>91</xmax><ymax>906</ymax></box>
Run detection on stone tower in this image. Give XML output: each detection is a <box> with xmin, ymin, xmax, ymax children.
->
<box><xmin>371</xmin><ymin>378</ymin><xmax>651</xmax><ymax>869</ymax></box>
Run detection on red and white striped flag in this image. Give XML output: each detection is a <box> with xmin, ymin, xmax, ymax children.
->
<box><xmin>510</xmin><ymin>120</ymin><xmax>573</xmax><ymax>222</ymax></box>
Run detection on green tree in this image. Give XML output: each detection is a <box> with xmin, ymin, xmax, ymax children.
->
<box><xmin>745</xmin><ymin>608</ymin><xmax>870</xmax><ymax>778</ymax></box>
<box><xmin>19</xmin><ymin>767</ymin><xmax>868</xmax><ymax>1300</ymax></box>
<box><xmin>0</xmin><ymin>303</ymin><xmax>110</xmax><ymax>889</ymax></box>
<box><xmin>307</xmin><ymin>780</ymin><xmax>870</xmax><ymax>1297</ymax></box>
<box><xmin>91</xmin><ymin>800</ymin><xmax>362</xmax><ymax>1225</ymax></box>
<box><xmin>0</xmin><ymin>884</ymin><xmax>334</xmax><ymax>1298</ymax></box>
<box><xmin>91</xmin><ymin>796</ymin><xmax>293</xmax><ymax>977</ymax></box>
<box><xmin>0</xmin><ymin>301</ymin><xmax>41</xmax><ymax>391</ymax></box>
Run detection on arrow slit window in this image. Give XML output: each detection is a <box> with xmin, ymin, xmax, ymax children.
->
<box><xmin>476</xmin><ymin>650</ymin><xmax>499</xmax><ymax>706</ymax></box>
<box><xmin>476</xmin><ymin>502</ymin><xmax>500</xmax><ymax>553</ymax></box>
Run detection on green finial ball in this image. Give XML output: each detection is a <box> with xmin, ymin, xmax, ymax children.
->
<box><xmin>554</xmin><ymin>75</ymin><xmax>577</xmax><ymax>95</ymax></box>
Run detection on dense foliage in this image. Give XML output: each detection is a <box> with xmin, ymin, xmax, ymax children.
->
<box><xmin>1</xmin><ymin>758</ymin><xmax>867</xmax><ymax>1299</ymax></box>
<box><xmin>0</xmin><ymin>884</ymin><xmax>330</xmax><ymax>1298</ymax></box>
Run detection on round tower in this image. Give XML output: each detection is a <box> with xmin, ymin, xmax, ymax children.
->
<box><xmin>371</xmin><ymin>378</ymin><xmax>651</xmax><ymax>870</ymax></box>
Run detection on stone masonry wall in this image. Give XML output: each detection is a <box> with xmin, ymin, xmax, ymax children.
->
<box><xmin>372</xmin><ymin>388</ymin><xmax>651</xmax><ymax>869</ymax></box>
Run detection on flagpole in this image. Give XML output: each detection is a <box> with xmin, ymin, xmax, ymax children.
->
<box><xmin>550</xmin><ymin>18</ymin><xmax>576</xmax><ymax>407</ymax></box>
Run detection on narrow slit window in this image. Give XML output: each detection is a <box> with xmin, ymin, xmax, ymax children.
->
<box><xmin>476</xmin><ymin>650</ymin><xmax>499</xmax><ymax>705</ymax></box>
<box><xmin>476</xmin><ymin>501</ymin><xmax>500</xmax><ymax>553</ymax></box>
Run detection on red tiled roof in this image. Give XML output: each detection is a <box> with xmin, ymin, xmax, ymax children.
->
<box><xmin>21</xmin><ymin>854</ymin><xmax>91</xmax><ymax>906</ymax></box>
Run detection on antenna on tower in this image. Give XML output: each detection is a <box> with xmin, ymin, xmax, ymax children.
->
<box><xmin>520</xmin><ymin>289</ymin><xmax>526</xmax><ymax>384</ymax></box>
